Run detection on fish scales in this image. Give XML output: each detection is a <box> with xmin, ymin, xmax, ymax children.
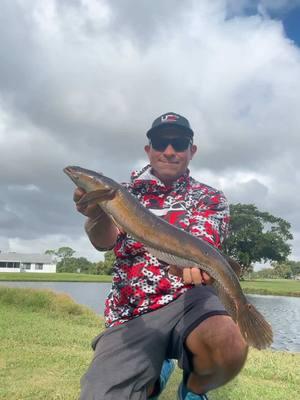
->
<box><xmin>64</xmin><ymin>165</ymin><xmax>273</xmax><ymax>349</ymax></box>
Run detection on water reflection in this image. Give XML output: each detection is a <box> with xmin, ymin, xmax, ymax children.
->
<box><xmin>1</xmin><ymin>281</ymin><xmax>299</xmax><ymax>352</ymax></box>
<box><xmin>247</xmin><ymin>294</ymin><xmax>300</xmax><ymax>352</ymax></box>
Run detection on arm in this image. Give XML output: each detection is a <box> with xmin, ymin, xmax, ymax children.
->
<box><xmin>74</xmin><ymin>188</ymin><xmax>119</xmax><ymax>251</ymax></box>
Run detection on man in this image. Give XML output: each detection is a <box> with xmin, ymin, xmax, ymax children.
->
<box><xmin>73</xmin><ymin>112</ymin><xmax>248</xmax><ymax>399</ymax></box>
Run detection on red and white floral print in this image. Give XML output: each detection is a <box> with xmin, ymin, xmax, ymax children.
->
<box><xmin>104</xmin><ymin>165</ymin><xmax>229</xmax><ymax>327</ymax></box>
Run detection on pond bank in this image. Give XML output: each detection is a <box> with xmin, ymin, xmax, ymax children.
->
<box><xmin>1</xmin><ymin>273</ymin><xmax>299</xmax><ymax>297</ymax></box>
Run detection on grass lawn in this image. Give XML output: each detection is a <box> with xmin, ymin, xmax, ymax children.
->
<box><xmin>241</xmin><ymin>279</ymin><xmax>300</xmax><ymax>297</ymax></box>
<box><xmin>0</xmin><ymin>287</ymin><xmax>299</xmax><ymax>400</ymax></box>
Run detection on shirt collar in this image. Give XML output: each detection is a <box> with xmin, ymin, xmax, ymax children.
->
<box><xmin>131</xmin><ymin>164</ymin><xmax>190</xmax><ymax>191</ymax></box>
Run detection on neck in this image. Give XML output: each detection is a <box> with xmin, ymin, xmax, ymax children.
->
<box><xmin>150</xmin><ymin>168</ymin><xmax>185</xmax><ymax>186</ymax></box>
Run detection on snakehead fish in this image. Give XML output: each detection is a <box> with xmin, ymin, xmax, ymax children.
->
<box><xmin>64</xmin><ymin>165</ymin><xmax>273</xmax><ymax>349</ymax></box>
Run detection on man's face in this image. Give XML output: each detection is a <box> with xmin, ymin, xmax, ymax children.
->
<box><xmin>144</xmin><ymin>129</ymin><xmax>197</xmax><ymax>185</ymax></box>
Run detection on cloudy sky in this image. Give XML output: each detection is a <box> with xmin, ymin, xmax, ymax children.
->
<box><xmin>1</xmin><ymin>0</ymin><xmax>300</xmax><ymax>263</ymax></box>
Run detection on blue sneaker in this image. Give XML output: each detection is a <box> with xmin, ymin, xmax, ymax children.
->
<box><xmin>177</xmin><ymin>381</ymin><xmax>209</xmax><ymax>400</ymax></box>
<box><xmin>149</xmin><ymin>359</ymin><xmax>176</xmax><ymax>399</ymax></box>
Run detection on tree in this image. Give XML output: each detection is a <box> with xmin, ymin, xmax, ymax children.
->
<box><xmin>57</xmin><ymin>256</ymin><xmax>94</xmax><ymax>273</ymax></box>
<box><xmin>285</xmin><ymin>260</ymin><xmax>300</xmax><ymax>277</ymax></box>
<box><xmin>253</xmin><ymin>268</ymin><xmax>277</xmax><ymax>279</ymax></box>
<box><xmin>45</xmin><ymin>247</ymin><xmax>75</xmax><ymax>260</ymax></box>
<box><xmin>96</xmin><ymin>251</ymin><xmax>115</xmax><ymax>275</ymax></box>
<box><xmin>223</xmin><ymin>203</ymin><xmax>293</xmax><ymax>276</ymax></box>
<box><xmin>271</xmin><ymin>260</ymin><xmax>300</xmax><ymax>279</ymax></box>
<box><xmin>45</xmin><ymin>247</ymin><xmax>76</xmax><ymax>272</ymax></box>
<box><xmin>272</xmin><ymin>262</ymin><xmax>293</xmax><ymax>279</ymax></box>
<box><xmin>55</xmin><ymin>247</ymin><xmax>76</xmax><ymax>259</ymax></box>
<box><xmin>45</xmin><ymin>249</ymin><xmax>57</xmax><ymax>257</ymax></box>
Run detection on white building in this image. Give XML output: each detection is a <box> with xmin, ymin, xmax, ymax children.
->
<box><xmin>0</xmin><ymin>252</ymin><xmax>56</xmax><ymax>273</ymax></box>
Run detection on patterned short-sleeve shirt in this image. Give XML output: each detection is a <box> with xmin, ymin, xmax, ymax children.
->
<box><xmin>104</xmin><ymin>165</ymin><xmax>229</xmax><ymax>327</ymax></box>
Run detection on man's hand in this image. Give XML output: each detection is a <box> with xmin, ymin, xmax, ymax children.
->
<box><xmin>169</xmin><ymin>265</ymin><xmax>214</xmax><ymax>285</ymax></box>
<box><xmin>73</xmin><ymin>188</ymin><xmax>105</xmax><ymax>220</ymax></box>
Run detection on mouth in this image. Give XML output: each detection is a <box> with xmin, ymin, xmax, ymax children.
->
<box><xmin>158</xmin><ymin>160</ymin><xmax>179</xmax><ymax>165</ymax></box>
<box><xmin>63</xmin><ymin>166</ymin><xmax>73</xmax><ymax>176</ymax></box>
<box><xmin>63</xmin><ymin>166</ymin><xmax>79</xmax><ymax>184</ymax></box>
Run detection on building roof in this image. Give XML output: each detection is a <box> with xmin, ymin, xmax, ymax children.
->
<box><xmin>0</xmin><ymin>252</ymin><xmax>55</xmax><ymax>264</ymax></box>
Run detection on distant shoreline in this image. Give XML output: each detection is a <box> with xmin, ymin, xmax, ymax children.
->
<box><xmin>0</xmin><ymin>271</ymin><xmax>112</xmax><ymax>282</ymax></box>
<box><xmin>0</xmin><ymin>273</ymin><xmax>299</xmax><ymax>297</ymax></box>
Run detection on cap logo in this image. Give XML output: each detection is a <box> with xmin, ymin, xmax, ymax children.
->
<box><xmin>161</xmin><ymin>114</ymin><xmax>179</xmax><ymax>123</ymax></box>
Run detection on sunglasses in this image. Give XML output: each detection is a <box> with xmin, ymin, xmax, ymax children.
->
<box><xmin>150</xmin><ymin>136</ymin><xmax>192</xmax><ymax>152</ymax></box>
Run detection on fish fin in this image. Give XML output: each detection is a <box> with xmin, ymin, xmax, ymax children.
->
<box><xmin>213</xmin><ymin>281</ymin><xmax>273</xmax><ymax>349</ymax></box>
<box><xmin>223</xmin><ymin>255</ymin><xmax>242</xmax><ymax>278</ymax></box>
<box><xmin>145</xmin><ymin>246</ymin><xmax>198</xmax><ymax>268</ymax></box>
<box><xmin>77</xmin><ymin>189</ymin><xmax>117</xmax><ymax>206</ymax></box>
<box><xmin>237</xmin><ymin>302</ymin><xmax>273</xmax><ymax>350</ymax></box>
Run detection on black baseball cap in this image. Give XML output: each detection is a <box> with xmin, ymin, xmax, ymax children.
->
<box><xmin>146</xmin><ymin>112</ymin><xmax>194</xmax><ymax>138</ymax></box>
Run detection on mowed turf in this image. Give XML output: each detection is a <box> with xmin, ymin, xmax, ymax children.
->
<box><xmin>0</xmin><ymin>287</ymin><xmax>299</xmax><ymax>400</ymax></box>
<box><xmin>241</xmin><ymin>279</ymin><xmax>300</xmax><ymax>297</ymax></box>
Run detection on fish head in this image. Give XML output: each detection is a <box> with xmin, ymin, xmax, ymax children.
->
<box><xmin>63</xmin><ymin>166</ymin><xmax>109</xmax><ymax>192</ymax></box>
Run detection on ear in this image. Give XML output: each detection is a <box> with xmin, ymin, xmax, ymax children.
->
<box><xmin>144</xmin><ymin>144</ymin><xmax>151</xmax><ymax>155</ymax></box>
<box><xmin>190</xmin><ymin>144</ymin><xmax>197</xmax><ymax>159</ymax></box>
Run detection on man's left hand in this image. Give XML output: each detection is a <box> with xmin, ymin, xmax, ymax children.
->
<box><xmin>168</xmin><ymin>265</ymin><xmax>214</xmax><ymax>285</ymax></box>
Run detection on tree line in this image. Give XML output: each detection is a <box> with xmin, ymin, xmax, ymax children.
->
<box><xmin>45</xmin><ymin>203</ymin><xmax>297</xmax><ymax>278</ymax></box>
<box><xmin>45</xmin><ymin>247</ymin><xmax>115</xmax><ymax>275</ymax></box>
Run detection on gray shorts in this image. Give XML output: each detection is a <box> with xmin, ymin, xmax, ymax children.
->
<box><xmin>80</xmin><ymin>285</ymin><xmax>227</xmax><ymax>400</ymax></box>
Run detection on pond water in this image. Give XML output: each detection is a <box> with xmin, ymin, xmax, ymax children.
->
<box><xmin>1</xmin><ymin>281</ymin><xmax>299</xmax><ymax>352</ymax></box>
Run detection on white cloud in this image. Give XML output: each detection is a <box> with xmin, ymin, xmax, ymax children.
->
<box><xmin>1</xmin><ymin>0</ymin><xmax>300</xmax><ymax>261</ymax></box>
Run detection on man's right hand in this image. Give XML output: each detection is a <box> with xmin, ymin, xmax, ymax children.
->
<box><xmin>73</xmin><ymin>188</ymin><xmax>119</xmax><ymax>250</ymax></box>
<box><xmin>73</xmin><ymin>187</ymin><xmax>104</xmax><ymax>220</ymax></box>
<box><xmin>169</xmin><ymin>265</ymin><xmax>214</xmax><ymax>286</ymax></box>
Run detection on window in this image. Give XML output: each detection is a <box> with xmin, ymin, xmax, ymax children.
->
<box><xmin>0</xmin><ymin>262</ymin><xmax>20</xmax><ymax>268</ymax></box>
<box><xmin>21</xmin><ymin>263</ymin><xmax>31</xmax><ymax>270</ymax></box>
<box><xmin>35</xmin><ymin>263</ymin><xmax>43</xmax><ymax>270</ymax></box>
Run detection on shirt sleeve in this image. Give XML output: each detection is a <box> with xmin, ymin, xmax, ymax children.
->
<box><xmin>188</xmin><ymin>190</ymin><xmax>230</xmax><ymax>249</ymax></box>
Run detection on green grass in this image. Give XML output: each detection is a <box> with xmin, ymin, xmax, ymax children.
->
<box><xmin>241</xmin><ymin>279</ymin><xmax>300</xmax><ymax>297</ymax></box>
<box><xmin>0</xmin><ymin>287</ymin><xmax>103</xmax><ymax>400</ymax></box>
<box><xmin>0</xmin><ymin>287</ymin><xmax>299</xmax><ymax>400</ymax></box>
<box><xmin>0</xmin><ymin>272</ymin><xmax>112</xmax><ymax>282</ymax></box>
<box><xmin>162</xmin><ymin>350</ymin><xmax>300</xmax><ymax>400</ymax></box>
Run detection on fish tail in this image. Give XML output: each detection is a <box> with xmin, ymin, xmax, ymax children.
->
<box><xmin>237</xmin><ymin>302</ymin><xmax>273</xmax><ymax>350</ymax></box>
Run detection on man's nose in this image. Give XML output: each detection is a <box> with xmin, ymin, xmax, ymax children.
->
<box><xmin>163</xmin><ymin>144</ymin><xmax>176</xmax><ymax>156</ymax></box>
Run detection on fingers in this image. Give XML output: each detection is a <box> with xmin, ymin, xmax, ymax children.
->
<box><xmin>183</xmin><ymin>267</ymin><xmax>203</xmax><ymax>285</ymax></box>
<box><xmin>73</xmin><ymin>187</ymin><xmax>86</xmax><ymax>203</ymax></box>
<box><xmin>200</xmin><ymin>270</ymin><xmax>214</xmax><ymax>285</ymax></box>
<box><xmin>169</xmin><ymin>264</ymin><xmax>214</xmax><ymax>286</ymax></box>
<box><xmin>73</xmin><ymin>188</ymin><xmax>103</xmax><ymax>219</ymax></box>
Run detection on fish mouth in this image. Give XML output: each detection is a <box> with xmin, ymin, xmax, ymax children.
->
<box><xmin>63</xmin><ymin>165</ymin><xmax>104</xmax><ymax>186</ymax></box>
<box><xmin>63</xmin><ymin>166</ymin><xmax>80</xmax><ymax>185</ymax></box>
<box><xmin>63</xmin><ymin>166</ymin><xmax>73</xmax><ymax>175</ymax></box>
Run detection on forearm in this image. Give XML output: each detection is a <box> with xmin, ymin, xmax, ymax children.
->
<box><xmin>85</xmin><ymin>213</ymin><xmax>119</xmax><ymax>250</ymax></box>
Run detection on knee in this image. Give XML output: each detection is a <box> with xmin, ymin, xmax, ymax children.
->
<box><xmin>218</xmin><ymin>326</ymin><xmax>248</xmax><ymax>378</ymax></box>
<box><xmin>186</xmin><ymin>316</ymin><xmax>248</xmax><ymax>381</ymax></box>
